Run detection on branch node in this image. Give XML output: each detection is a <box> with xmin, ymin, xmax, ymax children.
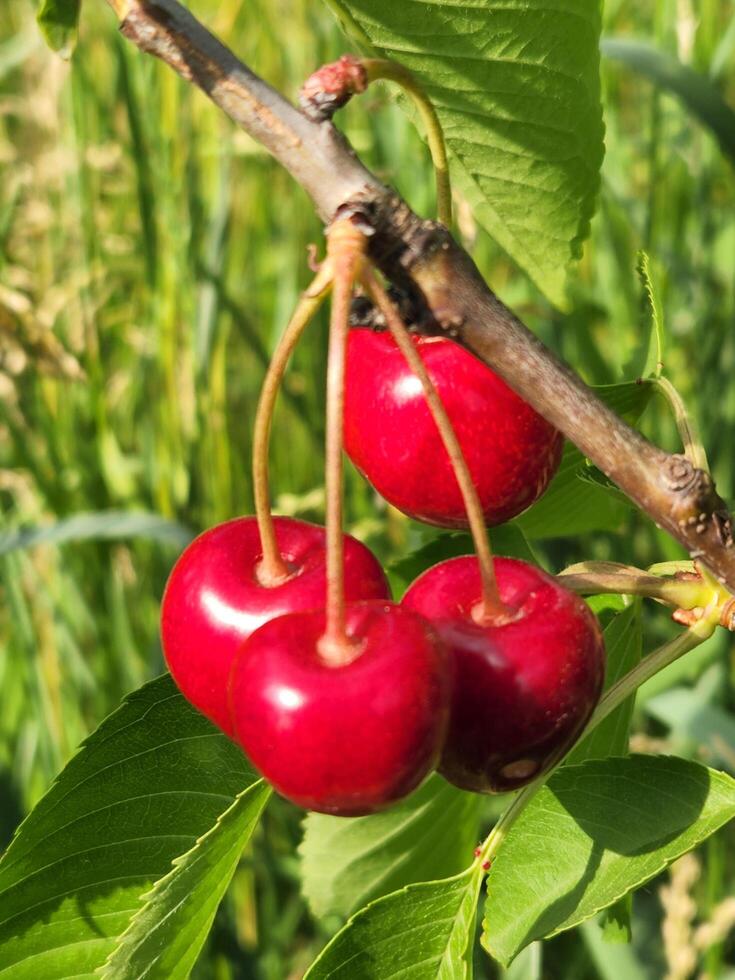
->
<box><xmin>299</xmin><ymin>54</ymin><xmax>367</xmax><ymax>122</ymax></box>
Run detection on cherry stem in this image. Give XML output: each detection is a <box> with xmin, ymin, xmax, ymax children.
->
<box><xmin>478</xmin><ymin>608</ymin><xmax>720</xmax><ymax>870</ymax></box>
<box><xmin>252</xmin><ymin>262</ymin><xmax>333</xmax><ymax>586</ymax></box>
<box><xmin>362</xmin><ymin>268</ymin><xmax>508</xmax><ymax>624</ymax></box>
<box><xmin>319</xmin><ymin>221</ymin><xmax>368</xmax><ymax>663</ymax></box>
<box><xmin>557</xmin><ymin>560</ymin><xmax>711</xmax><ymax>609</ymax></box>
<box><xmin>654</xmin><ymin>376</ymin><xmax>710</xmax><ymax>474</ymax></box>
<box><xmin>362</xmin><ymin>59</ymin><xmax>452</xmax><ymax>228</ymax></box>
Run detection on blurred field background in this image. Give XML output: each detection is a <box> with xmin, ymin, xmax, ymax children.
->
<box><xmin>1</xmin><ymin>0</ymin><xmax>735</xmax><ymax>976</ymax></box>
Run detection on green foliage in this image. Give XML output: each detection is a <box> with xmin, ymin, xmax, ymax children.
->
<box><xmin>388</xmin><ymin>524</ymin><xmax>537</xmax><ymax>595</ymax></box>
<box><xmin>516</xmin><ymin>381</ymin><xmax>652</xmax><ymax>539</ymax></box>
<box><xmin>305</xmin><ymin>867</ymin><xmax>482</xmax><ymax>979</ymax></box>
<box><xmin>3</xmin><ymin>0</ymin><xmax>735</xmax><ymax>976</ymax></box>
<box><xmin>0</xmin><ymin>676</ymin><xmax>261</xmax><ymax>977</ymax></box>
<box><xmin>300</xmin><ymin>774</ymin><xmax>482</xmax><ymax>920</ymax></box>
<box><xmin>634</xmin><ymin>250</ymin><xmax>665</xmax><ymax>380</ymax></box>
<box><xmin>482</xmin><ymin>756</ymin><xmax>735</xmax><ymax>965</ymax></box>
<box><xmin>569</xmin><ymin>601</ymin><xmax>642</xmax><ymax>764</ymax></box>
<box><xmin>36</xmin><ymin>0</ymin><xmax>81</xmax><ymax>54</ymax></box>
<box><xmin>324</xmin><ymin>0</ymin><xmax>605</xmax><ymax>306</ymax></box>
<box><xmin>603</xmin><ymin>39</ymin><xmax>735</xmax><ymax>163</ymax></box>
<box><xmin>101</xmin><ymin>781</ymin><xmax>271</xmax><ymax>979</ymax></box>
<box><xmin>0</xmin><ymin>510</ymin><xmax>194</xmax><ymax>556</ymax></box>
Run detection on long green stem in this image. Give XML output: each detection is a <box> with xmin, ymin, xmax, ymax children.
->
<box><xmin>558</xmin><ymin>560</ymin><xmax>711</xmax><ymax>608</ymax></box>
<box><xmin>253</xmin><ymin>263</ymin><xmax>333</xmax><ymax>586</ymax></box>
<box><xmin>362</xmin><ymin>58</ymin><xmax>452</xmax><ymax>227</ymax></box>
<box><xmin>586</xmin><ymin>613</ymin><xmax>717</xmax><ymax>731</ymax></box>
<box><xmin>478</xmin><ymin>612</ymin><xmax>719</xmax><ymax>869</ymax></box>
<box><xmin>363</xmin><ymin>269</ymin><xmax>508</xmax><ymax>623</ymax></box>
<box><xmin>319</xmin><ymin>223</ymin><xmax>367</xmax><ymax>663</ymax></box>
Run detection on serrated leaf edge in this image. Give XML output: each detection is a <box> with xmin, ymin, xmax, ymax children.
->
<box><xmin>98</xmin><ymin>779</ymin><xmax>271</xmax><ymax>978</ymax></box>
<box><xmin>481</xmin><ymin>758</ymin><xmax>735</xmax><ymax>966</ymax></box>
<box><xmin>0</xmin><ymin>676</ymin><xmax>181</xmax><ymax>882</ymax></box>
<box><xmin>304</xmin><ymin>864</ymin><xmax>482</xmax><ymax>979</ymax></box>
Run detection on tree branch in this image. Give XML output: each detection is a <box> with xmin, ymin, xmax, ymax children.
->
<box><xmin>107</xmin><ymin>0</ymin><xmax>735</xmax><ymax>591</ymax></box>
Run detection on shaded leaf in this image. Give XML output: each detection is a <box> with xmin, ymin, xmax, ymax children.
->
<box><xmin>515</xmin><ymin>381</ymin><xmax>652</xmax><ymax>539</ymax></box>
<box><xmin>36</xmin><ymin>0</ymin><xmax>82</xmax><ymax>55</ymax></box>
<box><xmin>645</xmin><ymin>682</ymin><xmax>735</xmax><ymax>771</ymax></box>
<box><xmin>482</xmin><ymin>756</ymin><xmax>735</xmax><ymax>966</ymax></box>
<box><xmin>300</xmin><ymin>773</ymin><xmax>481</xmax><ymax>919</ymax></box>
<box><xmin>389</xmin><ymin>524</ymin><xmax>537</xmax><ymax>596</ymax></box>
<box><xmin>580</xmin><ymin>916</ymin><xmax>649</xmax><ymax>979</ymax></box>
<box><xmin>598</xmin><ymin>894</ymin><xmax>633</xmax><ymax>945</ymax></box>
<box><xmin>501</xmin><ymin>941</ymin><xmax>542</xmax><ymax>980</ymax></box>
<box><xmin>568</xmin><ymin>601</ymin><xmax>642</xmax><ymax>764</ymax></box>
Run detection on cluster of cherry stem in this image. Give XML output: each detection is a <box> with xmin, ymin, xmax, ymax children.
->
<box><xmin>249</xmin><ymin>56</ymin><xmax>731</xmax><ymax>864</ymax></box>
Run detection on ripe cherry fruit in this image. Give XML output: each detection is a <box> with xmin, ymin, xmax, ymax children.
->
<box><xmin>402</xmin><ymin>556</ymin><xmax>605</xmax><ymax>793</ymax></box>
<box><xmin>161</xmin><ymin>516</ymin><xmax>390</xmax><ymax>735</ymax></box>
<box><xmin>229</xmin><ymin>601</ymin><xmax>451</xmax><ymax>815</ymax></box>
<box><xmin>344</xmin><ymin>329</ymin><xmax>563</xmax><ymax>528</ymax></box>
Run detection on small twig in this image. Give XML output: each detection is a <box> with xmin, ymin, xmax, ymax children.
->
<box><xmin>301</xmin><ymin>56</ymin><xmax>453</xmax><ymax>227</ymax></box>
<box><xmin>557</xmin><ymin>560</ymin><xmax>711</xmax><ymax>609</ymax></box>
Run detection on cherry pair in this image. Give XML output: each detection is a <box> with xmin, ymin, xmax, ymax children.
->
<box><xmin>161</xmin><ymin>515</ymin><xmax>444</xmax><ymax>816</ymax></box>
<box><xmin>162</xmin><ymin>515</ymin><xmax>604</xmax><ymax>815</ymax></box>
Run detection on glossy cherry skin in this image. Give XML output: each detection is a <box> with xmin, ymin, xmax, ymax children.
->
<box><xmin>344</xmin><ymin>329</ymin><xmax>563</xmax><ymax>529</ymax></box>
<box><xmin>161</xmin><ymin>516</ymin><xmax>390</xmax><ymax>736</ymax></box>
<box><xmin>402</xmin><ymin>557</ymin><xmax>605</xmax><ymax>793</ymax></box>
<box><xmin>229</xmin><ymin>601</ymin><xmax>451</xmax><ymax>815</ymax></box>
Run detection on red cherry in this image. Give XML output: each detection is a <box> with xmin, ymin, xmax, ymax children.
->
<box><xmin>229</xmin><ymin>601</ymin><xmax>451</xmax><ymax>815</ymax></box>
<box><xmin>344</xmin><ymin>329</ymin><xmax>563</xmax><ymax>528</ymax></box>
<box><xmin>402</xmin><ymin>556</ymin><xmax>605</xmax><ymax>793</ymax></box>
<box><xmin>161</xmin><ymin>516</ymin><xmax>390</xmax><ymax>735</ymax></box>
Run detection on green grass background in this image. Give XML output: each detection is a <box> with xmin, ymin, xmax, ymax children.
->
<box><xmin>1</xmin><ymin>0</ymin><xmax>735</xmax><ymax>976</ymax></box>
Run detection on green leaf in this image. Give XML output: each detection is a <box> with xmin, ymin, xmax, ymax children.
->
<box><xmin>602</xmin><ymin>38</ymin><xmax>735</xmax><ymax>164</ymax></box>
<box><xmin>300</xmin><ymin>774</ymin><xmax>482</xmax><ymax>920</ymax></box>
<box><xmin>598</xmin><ymin>894</ymin><xmax>633</xmax><ymax>945</ymax></box>
<box><xmin>0</xmin><ymin>675</ymin><xmax>260</xmax><ymax>977</ymax></box>
<box><xmin>515</xmin><ymin>381</ymin><xmax>652</xmax><ymax>539</ymax></box>
<box><xmin>482</xmin><ymin>755</ymin><xmax>735</xmax><ymax>966</ymax></box>
<box><xmin>101</xmin><ymin>781</ymin><xmax>271</xmax><ymax>979</ymax></box>
<box><xmin>645</xmin><ymin>683</ymin><xmax>735</xmax><ymax>769</ymax></box>
<box><xmin>389</xmin><ymin>524</ymin><xmax>537</xmax><ymax>596</ymax></box>
<box><xmin>36</xmin><ymin>0</ymin><xmax>82</xmax><ymax>56</ymax></box>
<box><xmin>501</xmin><ymin>941</ymin><xmax>542</xmax><ymax>980</ymax></box>
<box><xmin>325</xmin><ymin>0</ymin><xmax>605</xmax><ymax>306</ymax></box>
<box><xmin>0</xmin><ymin>510</ymin><xmax>194</xmax><ymax>556</ymax></box>
<box><xmin>580</xmin><ymin>916</ymin><xmax>648</xmax><ymax>980</ymax></box>
<box><xmin>305</xmin><ymin>867</ymin><xmax>482</xmax><ymax>979</ymax></box>
<box><xmin>633</xmin><ymin>250</ymin><xmax>665</xmax><ymax>379</ymax></box>
<box><xmin>568</xmin><ymin>601</ymin><xmax>642</xmax><ymax>764</ymax></box>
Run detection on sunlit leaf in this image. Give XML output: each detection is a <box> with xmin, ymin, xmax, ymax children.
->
<box><xmin>0</xmin><ymin>676</ymin><xmax>259</xmax><ymax>977</ymax></box>
<box><xmin>326</xmin><ymin>0</ymin><xmax>605</xmax><ymax>306</ymax></box>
